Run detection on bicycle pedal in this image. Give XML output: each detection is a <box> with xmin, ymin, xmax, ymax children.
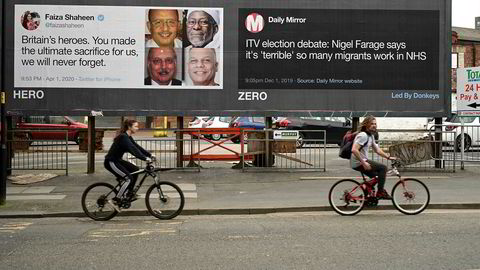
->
<box><xmin>107</xmin><ymin>199</ymin><xmax>122</xmax><ymax>212</ymax></box>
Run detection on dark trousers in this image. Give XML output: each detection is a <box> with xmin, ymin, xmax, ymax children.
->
<box><xmin>353</xmin><ymin>160</ymin><xmax>388</xmax><ymax>191</ymax></box>
<box><xmin>104</xmin><ymin>159</ymin><xmax>139</xmax><ymax>198</ymax></box>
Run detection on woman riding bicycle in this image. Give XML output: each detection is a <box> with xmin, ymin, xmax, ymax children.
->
<box><xmin>104</xmin><ymin>119</ymin><xmax>154</xmax><ymax>203</ymax></box>
<box><xmin>351</xmin><ymin>115</ymin><xmax>396</xmax><ymax>199</ymax></box>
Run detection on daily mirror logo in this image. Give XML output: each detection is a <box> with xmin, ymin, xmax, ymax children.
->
<box><xmin>245</xmin><ymin>13</ymin><xmax>264</xmax><ymax>33</ymax></box>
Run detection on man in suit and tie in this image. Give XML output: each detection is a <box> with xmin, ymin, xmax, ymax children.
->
<box><xmin>144</xmin><ymin>48</ymin><xmax>182</xmax><ymax>86</ymax></box>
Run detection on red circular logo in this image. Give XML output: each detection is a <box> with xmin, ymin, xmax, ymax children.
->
<box><xmin>245</xmin><ymin>13</ymin><xmax>264</xmax><ymax>33</ymax></box>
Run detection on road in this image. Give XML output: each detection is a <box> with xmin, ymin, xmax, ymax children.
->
<box><xmin>1</xmin><ymin>210</ymin><xmax>479</xmax><ymax>270</ymax></box>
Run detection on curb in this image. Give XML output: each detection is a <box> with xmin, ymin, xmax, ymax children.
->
<box><xmin>1</xmin><ymin>203</ymin><xmax>480</xmax><ymax>219</ymax></box>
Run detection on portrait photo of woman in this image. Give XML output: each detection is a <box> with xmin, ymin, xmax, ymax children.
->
<box><xmin>21</xmin><ymin>11</ymin><xmax>40</xmax><ymax>31</ymax></box>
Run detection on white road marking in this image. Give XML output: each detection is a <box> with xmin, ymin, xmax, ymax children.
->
<box><xmin>139</xmin><ymin>192</ymin><xmax>197</xmax><ymax>199</ymax></box>
<box><xmin>22</xmin><ymin>186</ymin><xmax>56</xmax><ymax>194</ymax></box>
<box><xmin>6</xmin><ymin>184</ymin><xmax>197</xmax><ymax>200</ymax></box>
<box><xmin>89</xmin><ymin>228</ymin><xmax>176</xmax><ymax>238</ymax></box>
<box><xmin>7</xmin><ymin>195</ymin><xmax>66</xmax><ymax>200</ymax></box>
<box><xmin>6</xmin><ymin>187</ymin><xmax>28</xmax><ymax>194</ymax></box>
<box><xmin>0</xmin><ymin>222</ymin><xmax>33</xmax><ymax>234</ymax></box>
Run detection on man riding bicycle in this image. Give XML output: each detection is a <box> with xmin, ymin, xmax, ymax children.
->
<box><xmin>351</xmin><ymin>115</ymin><xmax>396</xmax><ymax>199</ymax></box>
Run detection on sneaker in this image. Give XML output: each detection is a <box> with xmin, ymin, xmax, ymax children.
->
<box><xmin>127</xmin><ymin>193</ymin><xmax>139</xmax><ymax>202</ymax></box>
<box><xmin>125</xmin><ymin>190</ymin><xmax>139</xmax><ymax>201</ymax></box>
<box><xmin>107</xmin><ymin>198</ymin><xmax>122</xmax><ymax>212</ymax></box>
<box><xmin>376</xmin><ymin>189</ymin><xmax>392</xmax><ymax>200</ymax></box>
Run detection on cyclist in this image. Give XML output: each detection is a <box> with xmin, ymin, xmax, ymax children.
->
<box><xmin>104</xmin><ymin>119</ymin><xmax>154</xmax><ymax>205</ymax></box>
<box><xmin>351</xmin><ymin>115</ymin><xmax>396</xmax><ymax>199</ymax></box>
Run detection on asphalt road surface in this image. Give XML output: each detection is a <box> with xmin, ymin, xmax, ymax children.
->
<box><xmin>1</xmin><ymin>210</ymin><xmax>479</xmax><ymax>270</ymax></box>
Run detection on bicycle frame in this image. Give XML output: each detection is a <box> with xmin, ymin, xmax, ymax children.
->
<box><xmin>112</xmin><ymin>166</ymin><xmax>170</xmax><ymax>198</ymax></box>
<box><xmin>346</xmin><ymin>165</ymin><xmax>402</xmax><ymax>202</ymax></box>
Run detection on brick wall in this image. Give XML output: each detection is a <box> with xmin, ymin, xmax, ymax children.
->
<box><xmin>451</xmin><ymin>44</ymin><xmax>480</xmax><ymax>92</ymax></box>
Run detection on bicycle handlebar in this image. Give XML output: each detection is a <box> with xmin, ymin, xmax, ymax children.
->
<box><xmin>391</xmin><ymin>160</ymin><xmax>402</xmax><ymax>168</ymax></box>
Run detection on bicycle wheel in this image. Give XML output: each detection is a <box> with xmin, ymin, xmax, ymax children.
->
<box><xmin>81</xmin><ymin>182</ymin><xmax>119</xmax><ymax>221</ymax></box>
<box><xmin>392</xmin><ymin>178</ymin><xmax>430</xmax><ymax>215</ymax></box>
<box><xmin>145</xmin><ymin>181</ymin><xmax>185</xmax><ymax>220</ymax></box>
<box><xmin>328</xmin><ymin>179</ymin><xmax>366</xmax><ymax>216</ymax></box>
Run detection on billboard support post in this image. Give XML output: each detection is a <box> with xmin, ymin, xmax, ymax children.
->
<box><xmin>0</xmin><ymin>94</ymin><xmax>5</xmax><ymax>205</ymax></box>
<box><xmin>265</xmin><ymin>117</ymin><xmax>273</xmax><ymax>167</ymax></box>
<box><xmin>6</xmin><ymin>116</ymin><xmax>12</xmax><ymax>176</ymax></box>
<box><xmin>176</xmin><ymin>117</ymin><xmax>183</xmax><ymax>168</ymax></box>
<box><xmin>434</xmin><ymin>117</ymin><xmax>443</xmax><ymax>169</ymax></box>
<box><xmin>1</xmin><ymin>0</ymin><xmax>6</xmax><ymax>204</ymax></box>
<box><xmin>352</xmin><ymin>117</ymin><xmax>359</xmax><ymax>132</ymax></box>
<box><xmin>87</xmin><ymin>116</ymin><xmax>95</xmax><ymax>174</ymax></box>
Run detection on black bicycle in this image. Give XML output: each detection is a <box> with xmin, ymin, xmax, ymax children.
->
<box><xmin>81</xmin><ymin>160</ymin><xmax>185</xmax><ymax>221</ymax></box>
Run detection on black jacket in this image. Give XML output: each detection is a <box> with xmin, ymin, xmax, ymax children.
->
<box><xmin>105</xmin><ymin>133</ymin><xmax>151</xmax><ymax>161</ymax></box>
<box><xmin>144</xmin><ymin>77</ymin><xmax>182</xmax><ymax>86</ymax></box>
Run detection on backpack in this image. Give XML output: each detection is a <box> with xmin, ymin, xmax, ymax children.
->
<box><xmin>338</xmin><ymin>131</ymin><xmax>368</xmax><ymax>159</ymax></box>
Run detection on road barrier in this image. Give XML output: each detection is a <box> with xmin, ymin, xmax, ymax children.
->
<box><xmin>8</xmin><ymin>126</ymin><xmax>479</xmax><ymax>174</ymax></box>
<box><xmin>425</xmin><ymin>124</ymin><xmax>480</xmax><ymax>169</ymax></box>
<box><xmin>372</xmin><ymin>129</ymin><xmax>457</xmax><ymax>172</ymax></box>
<box><xmin>128</xmin><ymin>137</ymin><xmax>201</xmax><ymax>171</ymax></box>
<box><xmin>6</xmin><ymin>129</ymin><xmax>69</xmax><ymax>175</ymax></box>
<box><xmin>132</xmin><ymin>128</ymin><xmax>327</xmax><ymax>171</ymax></box>
<box><xmin>241</xmin><ymin>129</ymin><xmax>327</xmax><ymax>171</ymax></box>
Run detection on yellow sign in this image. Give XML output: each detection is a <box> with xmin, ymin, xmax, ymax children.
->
<box><xmin>1</xmin><ymin>92</ymin><xmax>5</xmax><ymax>104</ymax></box>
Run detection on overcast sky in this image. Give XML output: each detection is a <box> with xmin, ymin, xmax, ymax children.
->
<box><xmin>452</xmin><ymin>0</ymin><xmax>480</xmax><ymax>28</ymax></box>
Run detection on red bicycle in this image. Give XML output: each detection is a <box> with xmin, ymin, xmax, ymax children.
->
<box><xmin>328</xmin><ymin>161</ymin><xmax>430</xmax><ymax>216</ymax></box>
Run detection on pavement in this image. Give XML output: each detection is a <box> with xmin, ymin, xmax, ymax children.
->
<box><xmin>1</xmin><ymin>156</ymin><xmax>480</xmax><ymax>219</ymax></box>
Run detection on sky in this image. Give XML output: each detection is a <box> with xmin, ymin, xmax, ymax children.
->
<box><xmin>452</xmin><ymin>0</ymin><xmax>480</xmax><ymax>28</ymax></box>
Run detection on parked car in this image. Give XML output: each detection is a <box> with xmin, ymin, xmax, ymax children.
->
<box><xmin>187</xmin><ymin>116</ymin><xmax>209</xmax><ymax>139</ymax></box>
<box><xmin>188</xmin><ymin>116</ymin><xmax>209</xmax><ymax>129</ymax></box>
<box><xmin>228</xmin><ymin>117</ymin><xmax>266</xmax><ymax>143</ymax></box>
<box><xmin>276</xmin><ymin>117</ymin><xmax>352</xmax><ymax>147</ymax></box>
<box><xmin>16</xmin><ymin>116</ymin><xmax>88</xmax><ymax>144</ymax></box>
<box><xmin>202</xmin><ymin>116</ymin><xmax>232</xmax><ymax>140</ymax></box>
<box><xmin>426</xmin><ymin>114</ymin><xmax>480</xmax><ymax>151</ymax></box>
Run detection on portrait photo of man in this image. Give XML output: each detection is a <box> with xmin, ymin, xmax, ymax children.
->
<box><xmin>146</xmin><ymin>9</ymin><xmax>183</xmax><ymax>48</ymax></box>
<box><xmin>145</xmin><ymin>48</ymin><xmax>183</xmax><ymax>86</ymax></box>
<box><xmin>185</xmin><ymin>9</ymin><xmax>220</xmax><ymax>48</ymax></box>
<box><xmin>187</xmin><ymin>48</ymin><xmax>220</xmax><ymax>86</ymax></box>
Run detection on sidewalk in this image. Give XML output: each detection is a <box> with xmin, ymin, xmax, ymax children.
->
<box><xmin>1</xmin><ymin>164</ymin><xmax>480</xmax><ymax>218</ymax></box>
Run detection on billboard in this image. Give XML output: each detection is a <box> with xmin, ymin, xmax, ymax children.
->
<box><xmin>2</xmin><ymin>0</ymin><xmax>451</xmax><ymax>116</ymax></box>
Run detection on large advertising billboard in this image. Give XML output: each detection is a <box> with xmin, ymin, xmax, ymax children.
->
<box><xmin>2</xmin><ymin>0</ymin><xmax>451</xmax><ymax>116</ymax></box>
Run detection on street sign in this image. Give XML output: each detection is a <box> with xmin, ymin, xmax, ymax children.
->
<box><xmin>457</xmin><ymin>67</ymin><xmax>480</xmax><ymax>116</ymax></box>
<box><xmin>273</xmin><ymin>130</ymin><xmax>299</xmax><ymax>140</ymax></box>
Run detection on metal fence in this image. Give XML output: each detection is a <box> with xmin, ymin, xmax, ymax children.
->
<box><xmin>132</xmin><ymin>129</ymin><xmax>327</xmax><ymax>171</ymax></box>
<box><xmin>242</xmin><ymin>129</ymin><xmax>327</xmax><ymax>171</ymax></box>
<box><xmin>131</xmin><ymin>136</ymin><xmax>201</xmax><ymax>171</ymax></box>
<box><xmin>425</xmin><ymin>123</ymin><xmax>480</xmax><ymax>169</ymax></box>
<box><xmin>8</xmin><ymin>125</ymin><xmax>479</xmax><ymax>174</ymax></box>
<box><xmin>7</xmin><ymin>129</ymin><xmax>69</xmax><ymax>174</ymax></box>
<box><xmin>368</xmin><ymin>129</ymin><xmax>456</xmax><ymax>172</ymax></box>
